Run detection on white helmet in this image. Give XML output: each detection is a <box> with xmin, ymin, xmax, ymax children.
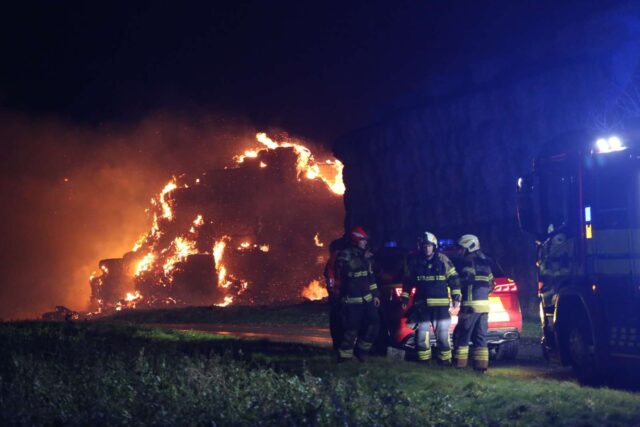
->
<box><xmin>418</xmin><ymin>231</ymin><xmax>438</xmax><ymax>248</ymax></box>
<box><xmin>458</xmin><ymin>234</ymin><xmax>480</xmax><ymax>253</ymax></box>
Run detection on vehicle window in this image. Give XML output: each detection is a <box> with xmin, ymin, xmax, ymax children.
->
<box><xmin>593</xmin><ymin>166</ymin><xmax>630</xmax><ymax>229</ymax></box>
<box><xmin>541</xmin><ymin>172</ymin><xmax>572</xmax><ymax>235</ymax></box>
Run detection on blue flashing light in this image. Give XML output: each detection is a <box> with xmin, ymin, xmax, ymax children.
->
<box><xmin>584</xmin><ymin>206</ymin><xmax>592</xmax><ymax>222</ymax></box>
<box><xmin>438</xmin><ymin>239</ymin><xmax>455</xmax><ymax>247</ymax></box>
<box><xmin>384</xmin><ymin>241</ymin><xmax>398</xmax><ymax>248</ymax></box>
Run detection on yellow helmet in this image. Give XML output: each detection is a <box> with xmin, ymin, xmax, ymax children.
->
<box><xmin>458</xmin><ymin>234</ymin><xmax>480</xmax><ymax>253</ymax></box>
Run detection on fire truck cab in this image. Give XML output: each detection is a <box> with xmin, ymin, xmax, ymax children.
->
<box><xmin>517</xmin><ymin>135</ymin><xmax>640</xmax><ymax>383</ymax></box>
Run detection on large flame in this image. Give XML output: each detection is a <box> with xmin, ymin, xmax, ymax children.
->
<box><xmin>135</xmin><ymin>252</ymin><xmax>155</xmax><ymax>276</ymax></box>
<box><xmin>234</xmin><ymin>133</ymin><xmax>345</xmax><ymax>195</ymax></box>
<box><xmin>163</xmin><ymin>236</ymin><xmax>199</xmax><ymax>276</ymax></box>
<box><xmin>213</xmin><ymin>236</ymin><xmax>233</xmax><ymax>288</ymax></box>
<box><xmin>159</xmin><ymin>179</ymin><xmax>178</xmax><ymax>220</ymax></box>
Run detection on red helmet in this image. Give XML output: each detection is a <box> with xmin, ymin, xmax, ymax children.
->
<box><xmin>350</xmin><ymin>226</ymin><xmax>369</xmax><ymax>243</ymax></box>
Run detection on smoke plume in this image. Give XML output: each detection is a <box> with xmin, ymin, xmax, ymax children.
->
<box><xmin>0</xmin><ymin>111</ymin><xmax>273</xmax><ymax>319</ymax></box>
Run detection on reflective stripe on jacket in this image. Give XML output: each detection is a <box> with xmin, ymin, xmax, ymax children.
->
<box><xmin>402</xmin><ymin>252</ymin><xmax>460</xmax><ymax>307</ymax></box>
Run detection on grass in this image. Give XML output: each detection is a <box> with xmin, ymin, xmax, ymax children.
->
<box><xmin>1</xmin><ymin>322</ymin><xmax>640</xmax><ymax>426</ymax></box>
<box><xmin>521</xmin><ymin>317</ymin><xmax>541</xmax><ymax>340</ymax></box>
<box><xmin>102</xmin><ymin>300</ymin><xmax>330</xmax><ymax>327</ymax></box>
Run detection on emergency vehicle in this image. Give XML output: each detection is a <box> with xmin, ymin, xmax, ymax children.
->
<box><xmin>517</xmin><ymin>135</ymin><xmax>640</xmax><ymax>383</ymax></box>
<box><xmin>377</xmin><ymin>240</ymin><xmax>522</xmax><ymax>360</ymax></box>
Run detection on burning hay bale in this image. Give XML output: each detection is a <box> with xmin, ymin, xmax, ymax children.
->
<box><xmin>89</xmin><ymin>133</ymin><xmax>343</xmax><ymax>313</ymax></box>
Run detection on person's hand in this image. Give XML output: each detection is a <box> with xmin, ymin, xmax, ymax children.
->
<box><xmin>364</xmin><ymin>249</ymin><xmax>374</xmax><ymax>259</ymax></box>
<box><xmin>401</xmin><ymin>303</ymin><xmax>407</xmax><ymax>310</ymax></box>
<box><xmin>373</xmin><ymin>297</ymin><xmax>380</xmax><ymax>307</ymax></box>
<box><xmin>327</xmin><ymin>278</ymin><xmax>335</xmax><ymax>290</ymax></box>
<box><xmin>449</xmin><ymin>301</ymin><xmax>460</xmax><ymax>316</ymax></box>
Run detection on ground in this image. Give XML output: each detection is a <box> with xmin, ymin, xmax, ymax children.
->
<box><xmin>2</xmin><ymin>304</ymin><xmax>639</xmax><ymax>426</ymax></box>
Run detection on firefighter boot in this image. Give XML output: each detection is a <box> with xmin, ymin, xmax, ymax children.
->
<box><xmin>417</xmin><ymin>347</ymin><xmax>432</xmax><ymax>365</ymax></box>
<box><xmin>437</xmin><ymin>349</ymin><xmax>452</xmax><ymax>366</ymax></box>
<box><xmin>354</xmin><ymin>340</ymin><xmax>372</xmax><ymax>362</ymax></box>
<box><xmin>454</xmin><ymin>346</ymin><xmax>469</xmax><ymax>368</ymax></box>
<box><xmin>472</xmin><ymin>347</ymin><xmax>489</xmax><ymax>372</ymax></box>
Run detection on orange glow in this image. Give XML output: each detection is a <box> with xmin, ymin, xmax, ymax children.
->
<box><xmin>91</xmin><ymin>129</ymin><xmax>342</xmax><ymax>312</ymax></box>
<box><xmin>301</xmin><ymin>280</ymin><xmax>328</xmax><ymax>301</ymax></box>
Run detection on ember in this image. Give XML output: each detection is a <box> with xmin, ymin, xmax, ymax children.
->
<box><xmin>89</xmin><ymin>133</ymin><xmax>342</xmax><ymax>312</ymax></box>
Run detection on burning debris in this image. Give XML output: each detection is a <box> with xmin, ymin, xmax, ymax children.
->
<box><xmin>89</xmin><ymin>133</ymin><xmax>341</xmax><ymax>313</ymax></box>
<box><xmin>300</xmin><ymin>280</ymin><xmax>328</xmax><ymax>301</ymax></box>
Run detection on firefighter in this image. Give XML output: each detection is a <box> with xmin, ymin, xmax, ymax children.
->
<box><xmin>323</xmin><ymin>234</ymin><xmax>349</xmax><ymax>349</ymax></box>
<box><xmin>453</xmin><ymin>234</ymin><xmax>494</xmax><ymax>372</ymax></box>
<box><xmin>401</xmin><ymin>231</ymin><xmax>461</xmax><ymax>365</ymax></box>
<box><xmin>335</xmin><ymin>226</ymin><xmax>380</xmax><ymax>362</ymax></box>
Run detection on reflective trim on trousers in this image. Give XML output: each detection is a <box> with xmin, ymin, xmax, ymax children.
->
<box><xmin>454</xmin><ymin>346</ymin><xmax>469</xmax><ymax>368</ymax></box>
<box><xmin>473</xmin><ymin>347</ymin><xmax>489</xmax><ymax>369</ymax></box>
<box><xmin>418</xmin><ymin>349</ymin><xmax>432</xmax><ymax>360</ymax></box>
<box><xmin>438</xmin><ymin>349</ymin><xmax>452</xmax><ymax>361</ymax></box>
<box><xmin>472</xmin><ymin>347</ymin><xmax>489</xmax><ymax>361</ymax></box>
<box><xmin>356</xmin><ymin>340</ymin><xmax>373</xmax><ymax>352</ymax></box>
<box><xmin>339</xmin><ymin>348</ymin><xmax>353</xmax><ymax>359</ymax></box>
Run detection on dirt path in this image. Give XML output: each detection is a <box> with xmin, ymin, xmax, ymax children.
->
<box><xmin>155</xmin><ymin>322</ymin><xmax>575</xmax><ymax>381</ymax></box>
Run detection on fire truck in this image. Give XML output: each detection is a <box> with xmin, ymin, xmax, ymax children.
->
<box><xmin>517</xmin><ymin>135</ymin><xmax>640</xmax><ymax>383</ymax></box>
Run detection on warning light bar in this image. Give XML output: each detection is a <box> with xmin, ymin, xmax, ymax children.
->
<box><xmin>595</xmin><ymin>136</ymin><xmax>626</xmax><ymax>153</ymax></box>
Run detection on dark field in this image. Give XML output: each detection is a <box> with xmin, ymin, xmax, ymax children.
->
<box><xmin>1</xmin><ymin>321</ymin><xmax>640</xmax><ymax>426</ymax></box>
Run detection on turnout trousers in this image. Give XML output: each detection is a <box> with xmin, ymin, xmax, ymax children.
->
<box><xmin>413</xmin><ymin>306</ymin><xmax>452</xmax><ymax>363</ymax></box>
<box><xmin>453</xmin><ymin>310</ymin><xmax>489</xmax><ymax>370</ymax></box>
<box><xmin>338</xmin><ymin>302</ymin><xmax>379</xmax><ymax>360</ymax></box>
<box><xmin>328</xmin><ymin>293</ymin><xmax>343</xmax><ymax>350</ymax></box>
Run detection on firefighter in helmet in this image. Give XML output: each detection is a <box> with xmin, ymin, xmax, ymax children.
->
<box><xmin>323</xmin><ymin>234</ymin><xmax>349</xmax><ymax>349</ymax></box>
<box><xmin>335</xmin><ymin>226</ymin><xmax>380</xmax><ymax>362</ymax></box>
<box><xmin>453</xmin><ymin>234</ymin><xmax>494</xmax><ymax>372</ymax></box>
<box><xmin>401</xmin><ymin>231</ymin><xmax>461</xmax><ymax>364</ymax></box>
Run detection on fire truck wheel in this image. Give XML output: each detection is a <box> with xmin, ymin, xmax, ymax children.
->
<box><xmin>496</xmin><ymin>340</ymin><xmax>519</xmax><ymax>360</ymax></box>
<box><xmin>567</xmin><ymin>316</ymin><xmax>602</xmax><ymax>385</ymax></box>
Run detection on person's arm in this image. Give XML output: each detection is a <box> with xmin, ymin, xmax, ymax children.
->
<box><xmin>368</xmin><ymin>260</ymin><xmax>380</xmax><ymax>306</ymax></box>
<box><xmin>323</xmin><ymin>251</ymin><xmax>338</xmax><ymax>291</ymax></box>
<box><xmin>442</xmin><ymin>254</ymin><xmax>461</xmax><ymax>304</ymax></box>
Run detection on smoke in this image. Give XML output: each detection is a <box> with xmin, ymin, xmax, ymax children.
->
<box><xmin>0</xmin><ymin>111</ymin><xmax>262</xmax><ymax>319</ymax></box>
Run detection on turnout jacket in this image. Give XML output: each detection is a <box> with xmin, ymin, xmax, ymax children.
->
<box><xmin>459</xmin><ymin>250</ymin><xmax>495</xmax><ymax>313</ymax></box>
<box><xmin>402</xmin><ymin>252</ymin><xmax>461</xmax><ymax>307</ymax></box>
<box><xmin>335</xmin><ymin>246</ymin><xmax>379</xmax><ymax>304</ymax></box>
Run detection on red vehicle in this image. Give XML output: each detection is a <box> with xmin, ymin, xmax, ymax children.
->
<box><xmin>377</xmin><ymin>240</ymin><xmax>522</xmax><ymax>360</ymax></box>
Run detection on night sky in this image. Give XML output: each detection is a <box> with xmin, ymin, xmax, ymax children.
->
<box><xmin>0</xmin><ymin>0</ymin><xmax>611</xmax><ymax>144</ymax></box>
<box><xmin>0</xmin><ymin>0</ymin><xmax>617</xmax><ymax>318</ymax></box>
